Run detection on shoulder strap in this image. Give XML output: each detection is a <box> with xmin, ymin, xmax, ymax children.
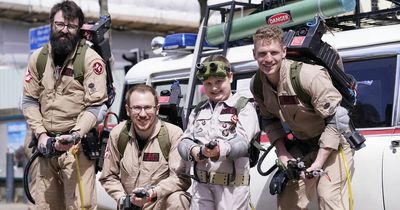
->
<box><xmin>118</xmin><ymin>120</ymin><xmax>131</xmax><ymax>157</ymax></box>
<box><xmin>253</xmin><ymin>70</ymin><xmax>264</xmax><ymax>101</ymax></box>
<box><xmin>72</xmin><ymin>40</ymin><xmax>89</xmax><ymax>85</ymax></box>
<box><xmin>36</xmin><ymin>44</ymin><xmax>49</xmax><ymax>81</ymax></box>
<box><xmin>117</xmin><ymin>120</ymin><xmax>171</xmax><ymax>161</ymax></box>
<box><xmin>290</xmin><ymin>61</ymin><xmax>312</xmax><ymax>106</ymax></box>
<box><xmin>36</xmin><ymin>40</ymin><xmax>88</xmax><ymax>85</ymax></box>
<box><xmin>193</xmin><ymin>100</ymin><xmax>208</xmax><ymax>115</ymax></box>
<box><xmin>157</xmin><ymin>121</ymin><xmax>171</xmax><ymax>161</ymax></box>
<box><xmin>234</xmin><ymin>96</ymin><xmax>250</xmax><ymax>114</ymax></box>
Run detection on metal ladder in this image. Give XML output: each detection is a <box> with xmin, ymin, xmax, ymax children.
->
<box><xmin>183</xmin><ymin>1</ymin><xmax>258</xmax><ymax>129</ymax></box>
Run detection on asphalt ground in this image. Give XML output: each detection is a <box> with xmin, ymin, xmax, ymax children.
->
<box><xmin>0</xmin><ymin>202</ymin><xmax>110</xmax><ymax>210</ymax></box>
<box><xmin>0</xmin><ymin>202</ymin><xmax>28</xmax><ymax>210</ymax></box>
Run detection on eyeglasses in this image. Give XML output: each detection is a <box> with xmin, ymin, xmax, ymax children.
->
<box><xmin>129</xmin><ymin>105</ymin><xmax>156</xmax><ymax>114</ymax></box>
<box><xmin>54</xmin><ymin>21</ymin><xmax>79</xmax><ymax>32</ymax></box>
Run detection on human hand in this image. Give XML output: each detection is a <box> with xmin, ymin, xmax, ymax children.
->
<box><xmin>130</xmin><ymin>187</ymin><xmax>155</xmax><ymax>207</ymax></box>
<box><xmin>54</xmin><ymin>133</ymin><xmax>76</xmax><ymax>151</ymax></box>
<box><xmin>277</xmin><ymin>153</ymin><xmax>295</xmax><ymax>168</ymax></box>
<box><xmin>302</xmin><ymin>163</ymin><xmax>327</xmax><ymax>180</ymax></box>
<box><xmin>202</xmin><ymin>142</ymin><xmax>220</xmax><ymax>159</ymax></box>
<box><xmin>190</xmin><ymin>146</ymin><xmax>206</xmax><ymax>163</ymax></box>
<box><xmin>37</xmin><ymin>133</ymin><xmax>50</xmax><ymax>152</ymax></box>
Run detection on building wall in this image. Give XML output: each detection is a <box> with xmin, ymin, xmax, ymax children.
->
<box><xmin>0</xmin><ymin>18</ymin><xmax>163</xmax><ymax>111</ymax></box>
<box><xmin>0</xmin><ymin>18</ymin><xmax>165</xmax><ymax>178</ymax></box>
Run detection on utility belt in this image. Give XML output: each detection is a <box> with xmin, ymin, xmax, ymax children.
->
<box><xmin>196</xmin><ymin>170</ymin><xmax>250</xmax><ymax>186</ymax></box>
<box><xmin>80</xmin><ymin>129</ymin><xmax>102</xmax><ymax>160</ymax></box>
<box><xmin>32</xmin><ymin>129</ymin><xmax>102</xmax><ymax>160</ymax></box>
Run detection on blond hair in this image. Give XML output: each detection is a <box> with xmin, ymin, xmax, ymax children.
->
<box><xmin>253</xmin><ymin>25</ymin><xmax>285</xmax><ymax>46</ymax></box>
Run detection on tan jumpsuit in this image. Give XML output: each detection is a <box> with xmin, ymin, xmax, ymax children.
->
<box><xmin>23</xmin><ymin>42</ymin><xmax>108</xmax><ymax>210</ymax></box>
<box><xmin>99</xmin><ymin>119</ymin><xmax>191</xmax><ymax>210</ymax></box>
<box><xmin>250</xmin><ymin>59</ymin><xmax>354</xmax><ymax>210</ymax></box>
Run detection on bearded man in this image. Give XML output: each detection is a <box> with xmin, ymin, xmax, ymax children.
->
<box><xmin>21</xmin><ymin>1</ymin><xmax>108</xmax><ymax>209</ymax></box>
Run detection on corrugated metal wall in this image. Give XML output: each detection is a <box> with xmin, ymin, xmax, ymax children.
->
<box><xmin>0</xmin><ymin>66</ymin><xmax>25</xmax><ymax>109</ymax></box>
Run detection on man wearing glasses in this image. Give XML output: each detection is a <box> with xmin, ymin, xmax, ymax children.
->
<box><xmin>100</xmin><ymin>84</ymin><xmax>191</xmax><ymax>210</ymax></box>
<box><xmin>21</xmin><ymin>1</ymin><xmax>108</xmax><ymax>209</ymax></box>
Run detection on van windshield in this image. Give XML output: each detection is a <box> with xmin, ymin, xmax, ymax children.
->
<box><xmin>345</xmin><ymin>56</ymin><xmax>397</xmax><ymax>128</ymax></box>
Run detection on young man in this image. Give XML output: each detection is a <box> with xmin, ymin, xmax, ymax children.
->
<box><xmin>178</xmin><ymin>55</ymin><xmax>260</xmax><ymax>210</ymax></box>
<box><xmin>250</xmin><ymin>25</ymin><xmax>354</xmax><ymax>210</ymax></box>
<box><xmin>21</xmin><ymin>1</ymin><xmax>108</xmax><ymax>209</ymax></box>
<box><xmin>100</xmin><ymin>84</ymin><xmax>191</xmax><ymax>210</ymax></box>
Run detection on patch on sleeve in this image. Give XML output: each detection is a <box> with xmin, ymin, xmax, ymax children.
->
<box><xmin>25</xmin><ymin>68</ymin><xmax>33</xmax><ymax>83</ymax></box>
<box><xmin>88</xmin><ymin>83</ymin><xmax>96</xmax><ymax>93</ymax></box>
<box><xmin>92</xmin><ymin>62</ymin><xmax>104</xmax><ymax>75</ymax></box>
<box><xmin>323</xmin><ymin>102</ymin><xmax>331</xmax><ymax>109</ymax></box>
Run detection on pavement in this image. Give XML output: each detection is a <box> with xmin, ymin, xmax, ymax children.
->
<box><xmin>0</xmin><ymin>202</ymin><xmax>109</xmax><ymax>210</ymax></box>
<box><xmin>0</xmin><ymin>202</ymin><xmax>28</xmax><ymax>210</ymax></box>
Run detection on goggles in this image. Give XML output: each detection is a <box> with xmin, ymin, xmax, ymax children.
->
<box><xmin>196</xmin><ymin>61</ymin><xmax>230</xmax><ymax>81</ymax></box>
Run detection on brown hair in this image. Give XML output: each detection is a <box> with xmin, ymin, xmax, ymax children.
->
<box><xmin>253</xmin><ymin>25</ymin><xmax>285</xmax><ymax>46</ymax></box>
<box><xmin>50</xmin><ymin>0</ymin><xmax>85</xmax><ymax>28</ymax></box>
<box><xmin>125</xmin><ymin>84</ymin><xmax>159</xmax><ymax>106</ymax></box>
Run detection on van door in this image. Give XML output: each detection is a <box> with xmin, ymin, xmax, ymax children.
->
<box><xmin>344</xmin><ymin>55</ymin><xmax>398</xmax><ymax>210</ymax></box>
<box><xmin>381</xmin><ymin>55</ymin><xmax>400</xmax><ymax>210</ymax></box>
<box><xmin>382</xmin><ymin>132</ymin><xmax>400</xmax><ymax>210</ymax></box>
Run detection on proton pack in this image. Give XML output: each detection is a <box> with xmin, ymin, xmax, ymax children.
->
<box><xmin>283</xmin><ymin>15</ymin><xmax>357</xmax><ymax>110</ymax></box>
<box><xmin>253</xmin><ymin>16</ymin><xmax>366</xmax><ymax>151</ymax></box>
<box><xmin>81</xmin><ymin>15</ymin><xmax>116</xmax><ymax>108</ymax></box>
<box><xmin>36</xmin><ymin>15</ymin><xmax>115</xmax><ymax>108</ymax></box>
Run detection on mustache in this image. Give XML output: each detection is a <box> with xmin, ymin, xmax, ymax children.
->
<box><xmin>50</xmin><ymin>30</ymin><xmax>79</xmax><ymax>55</ymax></box>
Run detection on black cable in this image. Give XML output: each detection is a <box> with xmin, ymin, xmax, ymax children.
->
<box><xmin>256</xmin><ymin>143</ymin><xmax>278</xmax><ymax>176</ymax></box>
<box><xmin>24</xmin><ymin>151</ymin><xmax>40</xmax><ymax>204</ymax></box>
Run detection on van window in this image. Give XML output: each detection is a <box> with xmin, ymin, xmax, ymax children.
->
<box><xmin>345</xmin><ymin>56</ymin><xmax>397</xmax><ymax>128</ymax></box>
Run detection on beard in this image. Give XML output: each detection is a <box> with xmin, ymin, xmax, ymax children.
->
<box><xmin>50</xmin><ymin>29</ymin><xmax>80</xmax><ymax>56</ymax></box>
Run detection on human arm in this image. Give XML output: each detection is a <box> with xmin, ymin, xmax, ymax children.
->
<box><xmin>302</xmin><ymin>68</ymin><xmax>344</xmax><ymax>170</ymax></box>
<box><xmin>99</xmin><ymin>123</ymin><xmax>127</xmax><ymax>202</ymax></box>
<box><xmin>178</xmin><ymin>109</ymin><xmax>205</xmax><ymax>162</ymax></box>
<box><xmin>151</xmin><ymin>124</ymin><xmax>191</xmax><ymax>200</ymax></box>
<box><xmin>21</xmin><ymin>50</ymin><xmax>47</xmax><ymax>141</ymax></box>
<box><xmin>216</xmin><ymin>100</ymin><xmax>260</xmax><ymax>161</ymax></box>
<box><xmin>249</xmin><ymin>75</ymin><xmax>287</xmax><ymax>146</ymax></box>
<box><xmin>70</xmin><ymin>52</ymin><xmax>108</xmax><ymax>136</ymax></box>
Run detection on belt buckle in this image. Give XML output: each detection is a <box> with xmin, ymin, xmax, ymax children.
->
<box><xmin>210</xmin><ymin>172</ymin><xmax>229</xmax><ymax>185</ymax></box>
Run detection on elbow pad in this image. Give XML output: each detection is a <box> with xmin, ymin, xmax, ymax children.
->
<box><xmin>86</xmin><ymin>104</ymin><xmax>108</xmax><ymax>124</ymax></box>
<box><xmin>227</xmin><ymin>135</ymin><xmax>248</xmax><ymax>160</ymax></box>
<box><xmin>178</xmin><ymin>138</ymin><xmax>197</xmax><ymax>161</ymax></box>
<box><xmin>21</xmin><ymin>95</ymin><xmax>39</xmax><ymax>110</ymax></box>
<box><xmin>326</xmin><ymin>106</ymin><xmax>350</xmax><ymax>133</ymax></box>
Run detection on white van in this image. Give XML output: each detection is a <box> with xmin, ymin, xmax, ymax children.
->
<box><xmin>93</xmin><ymin>23</ymin><xmax>400</xmax><ymax>210</ymax></box>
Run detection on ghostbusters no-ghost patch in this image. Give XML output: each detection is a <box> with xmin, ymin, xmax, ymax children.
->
<box><xmin>92</xmin><ymin>62</ymin><xmax>104</xmax><ymax>75</ymax></box>
<box><xmin>25</xmin><ymin>68</ymin><xmax>33</xmax><ymax>83</ymax></box>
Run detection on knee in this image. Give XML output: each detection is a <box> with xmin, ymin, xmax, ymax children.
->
<box><xmin>165</xmin><ymin>191</ymin><xmax>191</xmax><ymax>209</ymax></box>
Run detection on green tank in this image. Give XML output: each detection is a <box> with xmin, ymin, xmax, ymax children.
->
<box><xmin>205</xmin><ymin>0</ymin><xmax>356</xmax><ymax>45</ymax></box>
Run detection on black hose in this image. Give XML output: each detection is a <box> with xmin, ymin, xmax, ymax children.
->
<box><xmin>256</xmin><ymin>144</ymin><xmax>278</xmax><ymax>176</ymax></box>
<box><xmin>24</xmin><ymin>151</ymin><xmax>40</xmax><ymax>204</ymax></box>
